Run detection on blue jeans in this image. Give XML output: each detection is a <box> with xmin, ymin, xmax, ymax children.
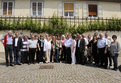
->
<box><xmin>112</xmin><ymin>54</ymin><xmax>118</xmax><ymax>69</ymax></box>
<box><xmin>14</xmin><ymin>48</ymin><xmax>21</xmax><ymax>64</ymax></box>
<box><xmin>56</xmin><ymin>49</ymin><xmax>59</xmax><ymax>62</ymax></box>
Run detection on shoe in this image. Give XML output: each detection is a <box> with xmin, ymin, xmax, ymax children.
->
<box><xmin>115</xmin><ymin>69</ymin><xmax>118</xmax><ymax>71</ymax></box>
<box><xmin>14</xmin><ymin>63</ymin><xmax>16</xmax><ymax>65</ymax></box>
<box><xmin>6</xmin><ymin>63</ymin><xmax>9</xmax><ymax>67</ymax></box>
<box><xmin>10</xmin><ymin>64</ymin><xmax>14</xmax><ymax>67</ymax></box>
<box><xmin>17</xmin><ymin>63</ymin><xmax>22</xmax><ymax>65</ymax></box>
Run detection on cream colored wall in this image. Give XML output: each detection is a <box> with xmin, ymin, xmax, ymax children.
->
<box><xmin>101</xmin><ymin>2</ymin><xmax>121</xmax><ymax>18</ymax></box>
<box><xmin>0</xmin><ymin>0</ymin><xmax>1</xmax><ymax>16</ymax></box>
<box><xmin>14</xmin><ymin>0</ymin><xmax>30</xmax><ymax>17</ymax></box>
<box><xmin>44</xmin><ymin>0</ymin><xmax>59</xmax><ymax>17</ymax></box>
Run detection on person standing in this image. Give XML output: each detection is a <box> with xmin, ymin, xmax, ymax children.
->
<box><xmin>28</xmin><ymin>35</ymin><xmax>38</xmax><ymax>64</ymax></box>
<box><xmin>55</xmin><ymin>35</ymin><xmax>62</xmax><ymax>62</ymax></box>
<box><xmin>71</xmin><ymin>36</ymin><xmax>76</xmax><ymax>65</ymax></box>
<box><xmin>44</xmin><ymin>37</ymin><xmax>51</xmax><ymax>63</ymax></box>
<box><xmin>21</xmin><ymin>35</ymin><xmax>29</xmax><ymax>64</ymax></box>
<box><xmin>64</xmin><ymin>35</ymin><xmax>72</xmax><ymax>64</ymax></box>
<box><xmin>78</xmin><ymin>35</ymin><xmax>85</xmax><ymax>65</ymax></box>
<box><xmin>97</xmin><ymin>33</ymin><xmax>108</xmax><ymax>68</ymax></box>
<box><xmin>13</xmin><ymin>32</ymin><xmax>22</xmax><ymax>65</ymax></box>
<box><xmin>91</xmin><ymin>36</ymin><xmax>99</xmax><ymax>66</ymax></box>
<box><xmin>61</xmin><ymin>35</ymin><xmax>66</xmax><ymax>61</ymax></box>
<box><xmin>110</xmin><ymin>35</ymin><xmax>121</xmax><ymax>71</ymax></box>
<box><xmin>51</xmin><ymin>36</ymin><xmax>56</xmax><ymax>62</ymax></box>
<box><xmin>105</xmin><ymin>33</ymin><xmax>113</xmax><ymax>68</ymax></box>
<box><xmin>0</xmin><ymin>31</ymin><xmax>14</xmax><ymax>66</ymax></box>
<box><xmin>37</xmin><ymin>35</ymin><xmax>45</xmax><ymax>63</ymax></box>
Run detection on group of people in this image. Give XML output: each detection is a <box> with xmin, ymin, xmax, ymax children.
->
<box><xmin>0</xmin><ymin>31</ymin><xmax>120</xmax><ymax>71</ymax></box>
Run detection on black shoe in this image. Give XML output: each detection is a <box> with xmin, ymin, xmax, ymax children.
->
<box><xmin>6</xmin><ymin>63</ymin><xmax>9</xmax><ymax>67</ymax></box>
<box><xmin>17</xmin><ymin>63</ymin><xmax>22</xmax><ymax>65</ymax></box>
<box><xmin>14</xmin><ymin>63</ymin><xmax>16</xmax><ymax>65</ymax></box>
<box><xmin>10</xmin><ymin>64</ymin><xmax>14</xmax><ymax>67</ymax></box>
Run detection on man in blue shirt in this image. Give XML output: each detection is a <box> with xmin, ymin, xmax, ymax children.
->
<box><xmin>0</xmin><ymin>31</ymin><xmax>14</xmax><ymax>66</ymax></box>
<box><xmin>64</xmin><ymin>35</ymin><xmax>72</xmax><ymax>64</ymax></box>
<box><xmin>97</xmin><ymin>33</ymin><xmax>108</xmax><ymax>68</ymax></box>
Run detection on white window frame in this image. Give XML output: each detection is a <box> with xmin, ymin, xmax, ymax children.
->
<box><xmin>87</xmin><ymin>3</ymin><xmax>99</xmax><ymax>19</ymax></box>
<box><xmin>63</xmin><ymin>2</ymin><xmax>75</xmax><ymax>18</ymax></box>
<box><xmin>31</xmin><ymin>1</ymin><xmax>43</xmax><ymax>17</ymax></box>
<box><xmin>1</xmin><ymin>1</ymin><xmax>14</xmax><ymax>17</ymax></box>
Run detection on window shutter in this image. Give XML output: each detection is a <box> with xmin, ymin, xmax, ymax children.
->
<box><xmin>83</xmin><ymin>4</ymin><xmax>87</xmax><ymax>18</ymax></box>
<box><xmin>64</xmin><ymin>3</ymin><xmax>74</xmax><ymax>12</ymax></box>
<box><xmin>88</xmin><ymin>5</ymin><xmax>97</xmax><ymax>16</ymax></box>
<box><xmin>74</xmin><ymin>2</ymin><xmax>80</xmax><ymax>17</ymax></box>
<box><xmin>58</xmin><ymin>2</ymin><xmax>63</xmax><ymax>17</ymax></box>
<box><xmin>98</xmin><ymin>4</ymin><xmax>103</xmax><ymax>18</ymax></box>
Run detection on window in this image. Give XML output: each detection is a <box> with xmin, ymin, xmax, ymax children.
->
<box><xmin>64</xmin><ymin>3</ymin><xmax>74</xmax><ymax>17</ymax></box>
<box><xmin>2</xmin><ymin>1</ymin><xmax>14</xmax><ymax>16</ymax></box>
<box><xmin>88</xmin><ymin>4</ymin><xmax>98</xmax><ymax>17</ymax></box>
<box><xmin>31</xmin><ymin>2</ymin><xmax>43</xmax><ymax>16</ymax></box>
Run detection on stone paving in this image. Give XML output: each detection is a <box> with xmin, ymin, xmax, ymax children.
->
<box><xmin>0</xmin><ymin>53</ymin><xmax>121</xmax><ymax>83</ymax></box>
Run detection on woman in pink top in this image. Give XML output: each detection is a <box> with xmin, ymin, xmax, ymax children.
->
<box><xmin>61</xmin><ymin>35</ymin><xmax>66</xmax><ymax>61</ymax></box>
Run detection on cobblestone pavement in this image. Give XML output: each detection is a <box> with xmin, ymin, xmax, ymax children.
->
<box><xmin>0</xmin><ymin>53</ymin><xmax>121</xmax><ymax>83</ymax></box>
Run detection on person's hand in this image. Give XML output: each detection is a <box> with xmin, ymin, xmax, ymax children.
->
<box><xmin>104</xmin><ymin>50</ymin><xmax>107</xmax><ymax>54</ymax></box>
<box><xmin>117</xmin><ymin>52</ymin><xmax>119</xmax><ymax>55</ymax></box>
<box><xmin>20</xmin><ymin>49</ymin><xmax>22</xmax><ymax>52</ymax></box>
<box><xmin>53</xmin><ymin>49</ymin><xmax>55</xmax><ymax>52</ymax></box>
<box><xmin>97</xmin><ymin>50</ymin><xmax>99</xmax><ymax>54</ymax></box>
<box><xmin>39</xmin><ymin>48</ymin><xmax>41</xmax><ymax>51</ymax></box>
<box><xmin>66</xmin><ymin>46</ymin><xmax>68</xmax><ymax>49</ymax></box>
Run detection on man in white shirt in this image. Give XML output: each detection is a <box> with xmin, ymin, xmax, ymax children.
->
<box><xmin>13</xmin><ymin>32</ymin><xmax>22</xmax><ymax>65</ymax></box>
<box><xmin>64</xmin><ymin>35</ymin><xmax>72</xmax><ymax>64</ymax></box>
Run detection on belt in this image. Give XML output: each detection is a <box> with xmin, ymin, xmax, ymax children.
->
<box><xmin>6</xmin><ymin>44</ymin><xmax>13</xmax><ymax>46</ymax></box>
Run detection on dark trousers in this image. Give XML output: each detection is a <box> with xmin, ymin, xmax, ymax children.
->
<box><xmin>5</xmin><ymin>45</ymin><xmax>13</xmax><ymax>65</ymax></box>
<box><xmin>104</xmin><ymin>51</ymin><xmax>112</xmax><ymax>68</ymax></box>
<box><xmin>14</xmin><ymin>47</ymin><xmax>21</xmax><ymax>64</ymax></box>
<box><xmin>93</xmin><ymin>50</ymin><xmax>99</xmax><ymax>64</ymax></box>
<box><xmin>112</xmin><ymin>54</ymin><xmax>118</xmax><ymax>69</ymax></box>
<box><xmin>61</xmin><ymin>46</ymin><xmax>66</xmax><ymax>61</ymax></box>
<box><xmin>21</xmin><ymin>51</ymin><xmax>29</xmax><ymax>63</ymax></box>
<box><xmin>78</xmin><ymin>51</ymin><xmax>84</xmax><ymax>64</ymax></box>
<box><xmin>99</xmin><ymin>48</ymin><xmax>105</xmax><ymax>66</ymax></box>
<box><xmin>38</xmin><ymin>48</ymin><xmax>44</xmax><ymax>62</ymax></box>
<box><xmin>29</xmin><ymin>48</ymin><xmax>36</xmax><ymax>63</ymax></box>
<box><xmin>66</xmin><ymin>47</ymin><xmax>71</xmax><ymax>64</ymax></box>
<box><xmin>36</xmin><ymin>50</ymin><xmax>39</xmax><ymax>63</ymax></box>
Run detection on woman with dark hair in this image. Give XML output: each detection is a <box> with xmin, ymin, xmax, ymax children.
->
<box><xmin>110</xmin><ymin>35</ymin><xmax>121</xmax><ymax>71</ymax></box>
<box><xmin>91</xmin><ymin>36</ymin><xmax>99</xmax><ymax>66</ymax></box>
<box><xmin>71</xmin><ymin>36</ymin><xmax>76</xmax><ymax>65</ymax></box>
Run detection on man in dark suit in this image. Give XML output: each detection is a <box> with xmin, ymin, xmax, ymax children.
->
<box><xmin>13</xmin><ymin>32</ymin><xmax>22</xmax><ymax>65</ymax></box>
<box><xmin>78</xmin><ymin>35</ymin><xmax>85</xmax><ymax>65</ymax></box>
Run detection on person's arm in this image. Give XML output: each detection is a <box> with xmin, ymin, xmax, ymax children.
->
<box><xmin>0</xmin><ymin>37</ymin><xmax>4</xmax><ymax>45</ymax></box>
<box><xmin>117</xmin><ymin>42</ymin><xmax>121</xmax><ymax>55</ymax></box>
<box><xmin>104</xmin><ymin>39</ymin><xmax>108</xmax><ymax>54</ymax></box>
<box><xmin>37</xmin><ymin>43</ymin><xmax>40</xmax><ymax>51</ymax></box>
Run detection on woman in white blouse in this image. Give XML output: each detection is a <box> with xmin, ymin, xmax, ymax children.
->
<box><xmin>44</xmin><ymin>37</ymin><xmax>51</xmax><ymax>63</ymax></box>
<box><xmin>71</xmin><ymin>36</ymin><xmax>76</xmax><ymax>65</ymax></box>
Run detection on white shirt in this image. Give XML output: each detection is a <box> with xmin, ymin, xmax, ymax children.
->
<box><xmin>64</xmin><ymin>38</ymin><xmax>72</xmax><ymax>47</ymax></box>
<box><xmin>78</xmin><ymin>39</ymin><xmax>81</xmax><ymax>47</ymax></box>
<box><xmin>71</xmin><ymin>40</ymin><xmax>76</xmax><ymax>51</ymax></box>
<box><xmin>44</xmin><ymin>41</ymin><xmax>51</xmax><ymax>51</ymax></box>
<box><xmin>15</xmin><ymin>38</ymin><xmax>18</xmax><ymax>47</ymax></box>
<box><xmin>84</xmin><ymin>38</ymin><xmax>88</xmax><ymax>45</ymax></box>
<box><xmin>28</xmin><ymin>40</ymin><xmax>38</xmax><ymax>48</ymax></box>
<box><xmin>97</xmin><ymin>37</ymin><xmax>108</xmax><ymax>48</ymax></box>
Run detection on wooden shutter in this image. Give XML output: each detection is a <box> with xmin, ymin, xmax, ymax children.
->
<box><xmin>64</xmin><ymin>3</ymin><xmax>74</xmax><ymax>12</ymax></box>
<box><xmin>3</xmin><ymin>2</ymin><xmax>7</xmax><ymax>15</ymax></box>
<box><xmin>88</xmin><ymin>4</ymin><xmax>97</xmax><ymax>16</ymax></box>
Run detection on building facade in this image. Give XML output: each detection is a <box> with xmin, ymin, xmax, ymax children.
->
<box><xmin>0</xmin><ymin>0</ymin><xmax>121</xmax><ymax>18</ymax></box>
